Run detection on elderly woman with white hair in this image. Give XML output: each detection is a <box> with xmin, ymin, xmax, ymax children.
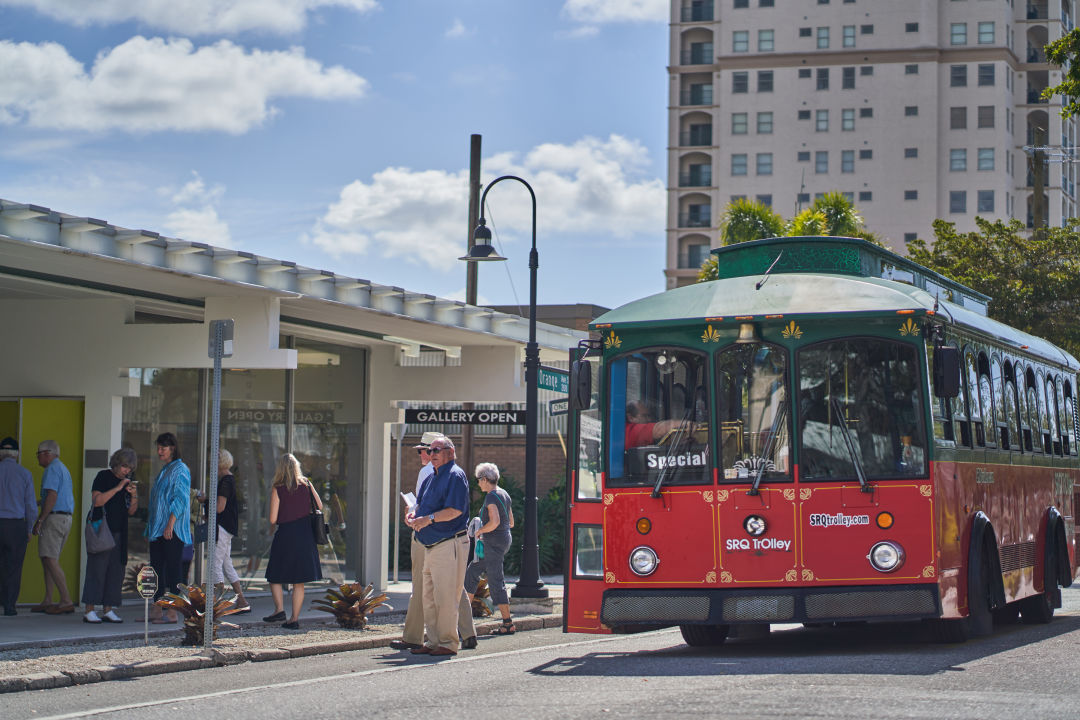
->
<box><xmin>464</xmin><ymin>462</ymin><xmax>516</xmax><ymax>635</ymax></box>
<box><xmin>197</xmin><ymin>448</ymin><xmax>250</xmax><ymax>613</ymax></box>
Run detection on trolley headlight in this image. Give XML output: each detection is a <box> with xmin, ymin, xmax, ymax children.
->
<box><xmin>629</xmin><ymin>546</ymin><xmax>659</xmax><ymax>576</ymax></box>
<box><xmin>867</xmin><ymin>541</ymin><xmax>905</xmax><ymax>572</ymax></box>
<box><xmin>744</xmin><ymin>514</ymin><xmax>767</xmax><ymax>537</ymax></box>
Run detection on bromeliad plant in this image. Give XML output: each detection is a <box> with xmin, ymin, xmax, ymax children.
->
<box><xmin>156</xmin><ymin>584</ymin><xmax>246</xmax><ymax>646</ymax></box>
<box><xmin>313</xmin><ymin>582</ymin><xmax>391</xmax><ymax>629</ymax></box>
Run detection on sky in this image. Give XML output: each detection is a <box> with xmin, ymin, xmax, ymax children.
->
<box><xmin>0</xmin><ymin>0</ymin><xmax>672</xmax><ymax>312</ymax></box>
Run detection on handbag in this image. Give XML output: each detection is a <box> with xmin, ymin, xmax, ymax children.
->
<box><xmin>194</xmin><ymin>522</ymin><xmax>208</xmax><ymax>543</ymax></box>
<box><xmin>84</xmin><ymin>507</ymin><xmax>115</xmax><ymax>554</ymax></box>
<box><xmin>308</xmin><ymin>485</ymin><xmax>330</xmax><ymax>545</ymax></box>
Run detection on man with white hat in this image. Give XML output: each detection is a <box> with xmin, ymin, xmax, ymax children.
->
<box><xmin>390</xmin><ymin>432</ymin><xmax>477</xmax><ymax>651</ymax></box>
<box><xmin>0</xmin><ymin>437</ymin><xmax>36</xmax><ymax>616</ymax></box>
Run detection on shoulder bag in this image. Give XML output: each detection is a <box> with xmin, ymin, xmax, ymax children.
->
<box><xmin>308</xmin><ymin>484</ymin><xmax>330</xmax><ymax>545</ymax></box>
<box><xmin>84</xmin><ymin>507</ymin><xmax>116</xmax><ymax>554</ymax></box>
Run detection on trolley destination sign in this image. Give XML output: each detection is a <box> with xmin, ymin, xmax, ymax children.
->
<box><xmin>405</xmin><ymin>408</ymin><xmax>526</xmax><ymax>425</ymax></box>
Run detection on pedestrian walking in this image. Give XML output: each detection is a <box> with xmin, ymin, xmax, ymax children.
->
<box><xmin>264</xmin><ymin>453</ymin><xmax>322</xmax><ymax>630</ymax></box>
<box><xmin>198</xmin><ymin>448</ymin><xmax>250</xmax><ymax>612</ymax></box>
<box><xmin>32</xmin><ymin>440</ymin><xmax>76</xmax><ymax>615</ymax></box>
<box><xmin>0</xmin><ymin>437</ymin><xmax>35</xmax><ymax>616</ymax></box>
<box><xmin>465</xmin><ymin>462</ymin><xmax>516</xmax><ymax>636</ymax></box>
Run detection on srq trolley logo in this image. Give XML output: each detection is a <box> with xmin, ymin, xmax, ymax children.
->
<box><xmin>808</xmin><ymin>512</ymin><xmax>870</xmax><ymax>528</ymax></box>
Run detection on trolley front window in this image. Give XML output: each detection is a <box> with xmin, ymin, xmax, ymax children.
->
<box><xmin>607</xmin><ymin>347</ymin><xmax>711</xmax><ymax>487</ymax></box>
<box><xmin>798</xmin><ymin>338</ymin><xmax>927</xmax><ymax>480</ymax></box>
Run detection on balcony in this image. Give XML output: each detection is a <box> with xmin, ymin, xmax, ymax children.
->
<box><xmin>678</xmin><ymin>246</ymin><xmax>712</xmax><ymax>269</ymax></box>
<box><xmin>1028</xmin><ymin>88</ymin><xmax>1048</xmax><ymax>103</ymax></box>
<box><xmin>680</xmin><ymin>129</ymin><xmax>713</xmax><ymax>146</ymax></box>
<box><xmin>680</xmin><ymin>47</ymin><xmax>713</xmax><ymax>65</ymax></box>
<box><xmin>680</xmin><ymin>87</ymin><xmax>713</xmax><ymax>106</ymax></box>
<box><xmin>678</xmin><ymin>212</ymin><xmax>712</xmax><ymax>228</ymax></box>
<box><xmin>1027</xmin><ymin>3</ymin><xmax>1048</xmax><ymax>20</ymax></box>
<box><xmin>1027</xmin><ymin>46</ymin><xmax>1047</xmax><ymax>63</ymax></box>
<box><xmin>681</xmin><ymin>1</ymin><xmax>714</xmax><ymax>22</ymax></box>
<box><xmin>679</xmin><ymin>170</ymin><xmax>712</xmax><ymax>187</ymax></box>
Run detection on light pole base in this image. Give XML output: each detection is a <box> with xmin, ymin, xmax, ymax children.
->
<box><xmin>510</xmin><ymin>582</ymin><xmax>549</xmax><ymax>599</ymax></box>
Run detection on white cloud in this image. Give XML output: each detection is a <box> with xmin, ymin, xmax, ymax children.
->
<box><xmin>562</xmin><ymin>0</ymin><xmax>667</xmax><ymax>23</ymax></box>
<box><xmin>0</xmin><ymin>37</ymin><xmax>367</xmax><ymax>134</ymax></box>
<box><xmin>306</xmin><ymin>135</ymin><xmax>664</xmax><ymax>272</ymax></box>
<box><xmin>162</xmin><ymin>172</ymin><xmax>233</xmax><ymax>246</ymax></box>
<box><xmin>445</xmin><ymin>18</ymin><xmax>467</xmax><ymax>38</ymax></box>
<box><xmin>0</xmin><ymin>0</ymin><xmax>379</xmax><ymax>35</ymax></box>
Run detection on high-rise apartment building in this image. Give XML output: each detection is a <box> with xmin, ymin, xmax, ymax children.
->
<box><xmin>666</xmin><ymin>0</ymin><xmax>1078</xmax><ymax>288</ymax></box>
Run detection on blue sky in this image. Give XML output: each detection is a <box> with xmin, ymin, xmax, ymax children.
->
<box><xmin>0</xmin><ymin>0</ymin><xmax>670</xmax><ymax>310</ymax></box>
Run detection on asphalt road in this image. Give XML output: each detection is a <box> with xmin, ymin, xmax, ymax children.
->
<box><xmin>16</xmin><ymin>588</ymin><xmax>1080</xmax><ymax>720</ymax></box>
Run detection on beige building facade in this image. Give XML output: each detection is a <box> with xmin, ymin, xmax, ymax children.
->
<box><xmin>667</xmin><ymin>0</ymin><xmax>1078</xmax><ymax>288</ymax></box>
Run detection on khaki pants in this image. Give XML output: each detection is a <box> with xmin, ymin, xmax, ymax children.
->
<box><xmin>420</xmin><ymin>534</ymin><xmax>470</xmax><ymax>651</ymax></box>
<box><xmin>403</xmin><ymin>533</ymin><xmax>474</xmax><ymax>646</ymax></box>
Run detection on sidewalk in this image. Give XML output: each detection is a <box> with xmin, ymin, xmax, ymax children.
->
<box><xmin>0</xmin><ymin>577</ymin><xmax>564</xmax><ymax>693</ymax></box>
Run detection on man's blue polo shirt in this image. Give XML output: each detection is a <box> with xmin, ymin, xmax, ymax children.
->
<box><xmin>41</xmin><ymin>457</ymin><xmax>74</xmax><ymax>514</ymax></box>
<box><xmin>414</xmin><ymin>461</ymin><xmax>469</xmax><ymax>546</ymax></box>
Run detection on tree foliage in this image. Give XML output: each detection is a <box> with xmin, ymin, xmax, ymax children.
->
<box><xmin>906</xmin><ymin>218</ymin><xmax>1080</xmax><ymax>359</ymax></box>
<box><xmin>720</xmin><ymin>198</ymin><xmax>785</xmax><ymax>246</ymax></box>
<box><xmin>1044</xmin><ymin>28</ymin><xmax>1080</xmax><ymax>117</ymax></box>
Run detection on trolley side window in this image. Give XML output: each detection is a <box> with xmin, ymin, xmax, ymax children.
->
<box><xmin>607</xmin><ymin>347</ymin><xmax>711</xmax><ymax>487</ymax></box>
<box><xmin>798</xmin><ymin>338</ymin><xmax>927</xmax><ymax>480</ymax></box>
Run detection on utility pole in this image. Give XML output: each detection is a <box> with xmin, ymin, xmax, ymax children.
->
<box><xmin>462</xmin><ymin>134</ymin><xmax>482</xmax><ymax>478</ymax></box>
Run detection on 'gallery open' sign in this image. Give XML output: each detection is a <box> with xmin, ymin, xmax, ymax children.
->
<box><xmin>405</xmin><ymin>408</ymin><xmax>526</xmax><ymax>425</ymax></box>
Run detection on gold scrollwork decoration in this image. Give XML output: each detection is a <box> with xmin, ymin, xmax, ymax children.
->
<box><xmin>899</xmin><ymin>318</ymin><xmax>920</xmax><ymax>336</ymax></box>
<box><xmin>922</xmin><ymin>565</ymin><xmax>936</xmax><ymax>578</ymax></box>
<box><xmin>603</xmin><ymin>330</ymin><xmax>622</xmax><ymax>349</ymax></box>
<box><xmin>781</xmin><ymin>321</ymin><xmax>803</xmax><ymax>339</ymax></box>
<box><xmin>801</xmin><ymin>569</ymin><xmax>815</xmax><ymax>581</ymax></box>
<box><xmin>605</xmin><ymin>572</ymin><xmax>616</xmax><ymax>583</ymax></box>
<box><xmin>720</xmin><ymin>571</ymin><xmax>733</xmax><ymax>583</ymax></box>
<box><xmin>705</xmin><ymin>571</ymin><xmax>717</xmax><ymax>583</ymax></box>
<box><xmin>800</xmin><ymin>488</ymin><xmax>812</xmax><ymax>500</ymax></box>
<box><xmin>701</xmin><ymin>324</ymin><xmax>721</xmax><ymax>343</ymax></box>
<box><xmin>716</xmin><ymin>490</ymin><xmax>729</xmax><ymax>503</ymax></box>
<box><xmin>785</xmin><ymin>569</ymin><xmax>797</xmax><ymax>582</ymax></box>
<box><xmin>703</xmin><ymin>490</ymin><xmax>714</xmax><ymax>503</ymax></box>
<box><xmin>919</xmin><ymin>484</ymin><xmax>932</xmax><ymax>497</ymax></box>
<box><xmin>783</xmin><ymin>489</ymin><xmax>796</xmax><ymax>501</ymax></box>
<box><xmin>603</xmin><ymin>493</ymin><xmax>614</xmax><ymax>505</ymax></box>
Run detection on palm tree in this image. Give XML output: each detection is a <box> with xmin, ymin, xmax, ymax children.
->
<box><xmin>809</xmin><ymin>192</ymin><xmax>862</xmax><ymax>236</ymax></box>
<box><xmin>785</xmin><ymin>208</ymin><xmax>827</xmax><ymax>237</ymax></box>
<box><xmin>720</xmin><ymin>198</ymin><xmax>785</xmax><ymax>246</ymax></box>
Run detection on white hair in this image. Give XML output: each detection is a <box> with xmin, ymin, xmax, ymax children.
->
<box><xmin>475</xmin><ymin>462</ymin><xmax>500</xmax><ymax>484</ymax></box>
<box><xmin>38</xmin><ymin>439</ymin><xmax>60</xmax><ymax>456</ymax></box>
<box><xmin>219</xmin><ymin>448</ymin><xmax>234</xmax><ymax>469</ymax></box>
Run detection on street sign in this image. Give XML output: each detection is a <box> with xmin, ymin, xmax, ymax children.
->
<box><xmin>538</xmin><ymin>365</ymin><xmax>569</xmax><ymax>394</ymax></box>
<box><xmin>549</xmin><ymin>398</ymin><xmax>568</xmax><ymax>416</ymax></box>
<box><xmin>137</xmin><ymin>566</ymin><xmax>158</xmax><ymax>599</ymax></box>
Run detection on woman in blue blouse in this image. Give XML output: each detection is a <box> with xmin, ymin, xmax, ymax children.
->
<box><xmin>145</xmin><ymin>432</ymin><xmax>191</xmax><ymax>624</ymax></box>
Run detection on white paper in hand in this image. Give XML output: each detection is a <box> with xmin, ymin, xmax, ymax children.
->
<box><xmin>401</xmin><ymin>491</ymin><xmax>417</xmax><ymax>509</ymax></box>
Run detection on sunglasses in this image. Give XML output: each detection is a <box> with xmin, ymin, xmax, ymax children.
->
<box><xmin>429</xmin><ymin>447</ymin><xmax>448</xmax><ymax>453</ymax></box>
<box><xmin>416</xmin><ymin>448</ymin><xmax>433</xmax><ymax>455</ymax></box>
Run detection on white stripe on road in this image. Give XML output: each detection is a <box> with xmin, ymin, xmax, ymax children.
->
<box><xmin>35</xmin><ymin>629</ymin><xmax>677</xmax><ymax>719</ymax></box>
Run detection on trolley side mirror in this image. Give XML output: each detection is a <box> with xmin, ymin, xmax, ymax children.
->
<box><xmin>933</xmin><ymin>346</ymin><xmax>960</xmax><ymax>398</ymax></box>
<box><xmin>570</xmin><ymin>359</ymin><xmax>593</xmax><ymax>411</ymax></box>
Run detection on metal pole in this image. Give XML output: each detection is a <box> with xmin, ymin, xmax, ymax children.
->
<box><xmin>466</xmin><ymin>134</ymin><xmax>482</xmax><ymax>306</ymax></box>
<box><xmin>203</xmin><ymin>322</ymin><xmax>223</xmax><ymax>653</ymax></box>
<box><xmin>194</xmin><ymin>369</ymin><xmax>209</xmax><ymax>586</ymax></box>
<box><xmin>391</xmin><ymin>423</ymin><xmax>405</xmax><ymax>583</ymax></box>
<box><xmin>476</xmin><ymin>175</ymin><xmax>547</xmax><ymax>599</ymax></box>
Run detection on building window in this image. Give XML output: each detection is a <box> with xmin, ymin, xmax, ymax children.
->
<box><xmin>683</xmin><ymin>163</ymin><xmax>712</xmax><ymax>186</ymax></box>
<box><xmin>756</xmin><ymin>194</ymin><xmax>772</xmax><ymax>205</ymax></box>
<box><xmin>684</xmin><ymin>203</ymin><xmax>711</xmax><ymax>227</ymax></box>
<box><xmin>733</xmin><ymin>30</ymin><xmax>749</xmax><ymax>52</ymax></box>
<box><xmin>732</xmin><ymin>112</ymin><xmax>748</xmax><ymax>134</ymax></box>
<box><xmin>859</xmin><ymin>149</ymin><xmax>872</xmax><ymax>159</ymax></box>
<box><xmin>843</xmin><ymin>25</ymin><xmax>856</xmax><ymax>47</ymax></box>
<box><xmin>950</xmin><ymin>106</ymin><xmax>967</xmax><ymax>129</ymax></box>
<box><xmin>817</xmin><ymin>27</ymin><xmax>830</xmax><ymax>49</ymax></box>
<box><xmin>797</xmin><ymin>151</ymin><xmax>811</xmax><ymax>162</ymax></box>
<box><xmin>731</xmin><ymin>153</ymin><xmax>748</xmax><ymax>175</ymax></box>
<box><xmin>687</xmin><ymin>123</ymin><xmax>712</xmax><ymax>145</ymax></box>
<box><xmin>904</xmin><ymin>190</ymin><xmax>918</xmax><ymax>200</ymax></box>
<box><xmin>978</xmin><ymin>21</ymin><xmax>994</xmax><ymax>44</ymax></box>
<box><xmin>757</xmin><ymin>152</ymin><xmax>773</xmax><ymax>175</ymax></box>
<box><xmin>978</xmin><ymin>64</ymin><xmax>995</xmax><ymax>86</ymax></box>
<box><xmin>734</xmin><ymin>0</ymin><xmax>748</xmax><ymax>7</ymax></box>
<box><xmin>799</xmin><ymin>68</ymin><xmax>812</xmax><ymax>78</ymax></box>
<box><xmin>977</xmin><ymin>190</ymin><xmax>994</xmax><ymax>212</ymax></box>
<box><xmin>903</xmin><ymin>232</ymin><xmax>917</xmax><ymax>243</ymax></box>
<box><xmin>860</xmin><ymin>24</ymin><xmax>873</xmax><ymax>34</ymax></box>
<box><xmin>759</xmin><ymin>29</ymin><xmax>775</xmax><ymax>51</ymax></box>
<box><xmin>799</xmin><ymin>27</ymin><xmax>812</xmax><ymax>38</ymax></box>
<box><xmin>977</xmin><ymin>147</ymin><xmax>994</xmax><ymax>170</ymax></box>
<box><xmin>815</xmin><ymin>151</ymin><xmax>828</xmax><ymax>173</ymax></box>
<box><xmin>951</xmin><ymin>65</ymin><xmax>967</xmax><ymax>87</ymax></box>
<box><xmin>817</xmin><ymin>68</ymin><xmax>829</xmax><ymax>90</ymax></box>
<box><xmin>859</xmin><ymin>107</ymin><xmax>873</xmax><ymax>118</ymax></box>
<box><xmin>842</xmin><ymin>66</ymin><xmax>855</xmax><ymax>89</ymax></box>
<box><xmin>950</xmin><ymin>148</ymin><xmax>967</xmax><ymax>171</ymax></box>
<box><xmin>905</xmin><ymin>105</ymin><xmax>918</xmax><ymax>116</ymax></box>
<box><xmin>977</xmin><ymin>105</ymin><xmax>994</xmax><ymax>128</ymax></box>
<box><xmin>757</xmin><ymin>111</ymin><xmax>773</xmax><ymax>133</ymax></box>
<box><xmin>951</xmin><ymin>23</ymin><xmax>967</xmax><ymax>45</ymax></box>
<box><xmin>841</xmin><ymin>149</ymin><xmax>855</xmax><ymax>173</ymax></box>
<box><xmin>842</xmin><ymin>108</ymin><xmax>855</xmax><ymax>130</ymax></box>
<box><xmin>759</xmin><ymin>0</ymin><xmax>774</xmax><ymax>6</ymax></box>
<box><xmin>905</xmin><ymin>64</ymin><xmax>918</xmax><ymax>74</ymax></box>
<box><xmin>949</xmin><ymin>191</ymin><xmax>966</xmax><ymax>213</ymax></box>
<box><xmin>816</xmin><ymin>109</ymin><xmax>829</xmax><ymax>131</ymax></box>
<box><xmin>733</xmin><ymin>72</ymin><xmax>748</xmax><ymax>93</ymax></box>
<box><xmin>797</xmin><ymin>192</ymin><xmax>811</xmax><ymax>203</ymax></box>
<box><xmin>905</xmin><ymin>22</ymin><xmax>919</xmax><ymax>32</ymax></box>
<box><xmin>860</xmin><ymin>66</ymin><xmax>873</xmax><ymax>76</ymax></box>
<box><xmin>798</xmin><ymin>109</ymin><xmax>811</xmax><ymax>120</ymax></box>
<box><xmin>859</xmin><ymin>191</ymin><xmax>872</xmax><ymax>201</ymax></box>
<box><xmin>685</xmin><ymin>244</ymin><xmax>710</xmax><ymax>269</ymax></box>
<box><xmin>818</xmin><ymin>0</ymin><xmax>829</xmax><ymax>4</ymax></box>
<box><xmin>904</xmin><ymin>147</ymin><xmax>918</xmax><ymax>158</ymax></box>
<box><xmin>758</xmin><ymin>70</ymin><xmax>774</xmax><ymax>92</ymax></box>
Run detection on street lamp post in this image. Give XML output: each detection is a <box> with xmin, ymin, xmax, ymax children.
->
<box><xmin>460</xmin><ymin>174</ymin><xmax>548</xmax><ymax>598</ymax></box>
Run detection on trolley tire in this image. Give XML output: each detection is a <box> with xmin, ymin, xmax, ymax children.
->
<box><xmin>929</xmin><ymin>618</ymin><xmax>970</xmax><ymax>644</ymax></box>
<box><xmin>968</xmin><ymin>547</ymin><xmax>994</xmax><ymax>637</ymax></box>
<box><xmin>992</xmin><ymin>603</ymin><xmax>1021</xmax><ymax>625</ymax></box>
<box><xmin>1020</xmin><ymin>544</ymin><xmax>1059</xmax><ymax>625</ymax></box>
<box><xmin>679</xmin><ymin>624</ymin><xmax>730</xmax><ymax>647</ymax></box>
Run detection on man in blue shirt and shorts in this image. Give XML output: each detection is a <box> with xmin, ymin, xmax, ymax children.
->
<box><xmin>32</xmin><ymin>440</ymin><xmax>75</xmax><ymax>614</ymax></box>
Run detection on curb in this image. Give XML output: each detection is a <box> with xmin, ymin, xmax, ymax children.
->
<box><xmin>0</xmin><ymin>613</ymin><xmax>562</xmax><ymax>694</ymax></box>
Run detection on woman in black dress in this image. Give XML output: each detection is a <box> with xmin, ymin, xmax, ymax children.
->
<box><xmin>263</xmin><ymin>453</ymin><xmax>322</xmax><ymax>629</ymax></box>
<box><xmin>82</xmin><ymin>448</ymin><xmax>139</xmax><ymax>624</ymax></box>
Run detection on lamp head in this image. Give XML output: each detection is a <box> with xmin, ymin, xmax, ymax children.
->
<box><xmin>461</xmin><ymin>218</ymin><xmax>507</xmax><ymax>262</ymax></box>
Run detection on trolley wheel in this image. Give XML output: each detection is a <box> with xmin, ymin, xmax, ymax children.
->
<box><xmin>929</xmin><ymin>617</ymin><xmax>970</xmax><ymax>644</ymax></box>
<box><xmin>679</xmin><ymin>623</ymin><xmax>730</xmax><ymax>647</ymax></box>
<box><xmin>992</xmin><ymin>602</ymin><xmax>1021</xmax><ymax>625</ymax></box>
<box><xmin>1020</xmin><ymin>547</ymin><xmax>1058</xmax><ymax>625</ymax></box>
<box><xmin>968</xmin><ymin>548</ymin><xmax>994</xmax><ymax>637</ymax></box>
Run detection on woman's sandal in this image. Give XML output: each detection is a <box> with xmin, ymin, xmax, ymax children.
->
<box><xmin>492</xmin><ymin>619</ymin><xmax>516</xmax><ymax>635</ymax></box>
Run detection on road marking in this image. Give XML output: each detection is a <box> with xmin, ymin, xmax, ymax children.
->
<box><xmin>35</xmin><ymin>630</ymin><xmax>677</xmax><ymax>719</ymax></box>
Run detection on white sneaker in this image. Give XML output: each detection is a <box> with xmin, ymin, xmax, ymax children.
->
<box><xmin>83</xmin><ymin>611</ymin><xmax>102</xmax><ymax>624</ymax></box>
<box><xmin>102</xmin><ymin>610</ymin><xmax>123</xmax><ymax>623</ymax></box>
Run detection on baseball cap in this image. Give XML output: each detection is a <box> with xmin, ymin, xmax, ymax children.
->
<box><xmin>413</xmin><ymin>431</ymin><xmax>443</xmax><ymax>449</ymax></box>
<box><xmin>0</xmin><ymin>437</ymin><xmax>17</xmax><ymax>451</ymax></box>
